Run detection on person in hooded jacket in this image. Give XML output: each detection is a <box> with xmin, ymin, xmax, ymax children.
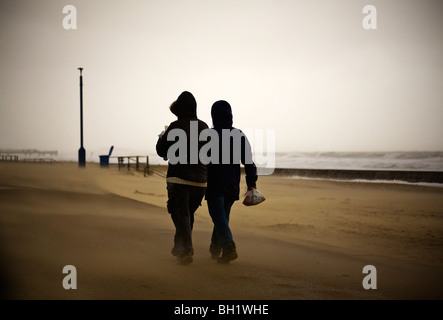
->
<box><xmin>205</xmin><ymin>100</ymin><xmax>258</xmax><ymax>263</ymax></box>
<box><xmin>156</xmin><ymin>91</ymin><xmax>209</xmax><ymax>265</ymax></box>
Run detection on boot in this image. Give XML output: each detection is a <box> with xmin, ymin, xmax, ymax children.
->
<box><xmin>209</xmin><ymin>244</ymin><xmax>222</xmax><ymax>259</ymax></box>
<box><xmin>177</xmin><ymin>249</ymin><xmax>193</xmax><ymax>265</ymax></box>
<box><xmin>218</xmin><ymin>243</ymin><xmax>238</xmax><ymax>264</ymax></box>
<box><xmin>171</xmin><ymin>247</ymin><xmax>179</xmax><ymax>257</ymax></box>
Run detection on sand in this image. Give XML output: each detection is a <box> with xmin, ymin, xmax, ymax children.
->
<box><xmin>0</xmin><ymin>162</ymin><xmax>442</xmax><ymax>300</ymax></box>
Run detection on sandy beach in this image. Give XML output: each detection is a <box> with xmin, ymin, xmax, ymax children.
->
<box><xmin>0</xmin><ymin>162</ymin><xmax>442</xmax><ymax>300</ymax></box>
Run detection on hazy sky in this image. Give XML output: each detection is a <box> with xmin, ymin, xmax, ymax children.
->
<box><xmin>0</xmin><ymin>0</ymin><xmax>442</xmax><ymax>159</ymax></box>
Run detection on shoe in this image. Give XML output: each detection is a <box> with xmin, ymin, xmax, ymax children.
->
<box><xmin>217</xmin><ymin>243</ymin><xmax>238</xmax><ymax>264</ymax></box>
<box><xmin>177</xmin><ymin>250</ymin><xmax>193</xmax><ymax>265</ymax></box>
<box><xmin>171</xmin><ymin>247</ymin><xmax>179</xmax><ymax>257</ymax></box>
<box><xmin>209</xmin><ymin>244</ymin><xmax>222</xmax><ymax>259</ymax></box>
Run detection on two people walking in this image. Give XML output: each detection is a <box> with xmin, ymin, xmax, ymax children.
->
<box><xmin>156</xmin><ymin>91</ymin><xmax>258</xmax><ymax>265</ymax></box>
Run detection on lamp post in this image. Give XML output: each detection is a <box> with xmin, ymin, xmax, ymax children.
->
<box><xmin>78</xmin><ymin>67</ymin><xmax>86</xmax><ymax>167</ymax></box>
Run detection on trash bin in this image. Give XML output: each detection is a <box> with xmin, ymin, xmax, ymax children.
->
<box><xmin>99</xmin><ymin>145</ymin><xmax>114</xmax><ymax>168</ymax></box>
<box><xmin>99</xmin><ymin>155</ymin><xmax>110</xmax><ymax>167</ymax></box>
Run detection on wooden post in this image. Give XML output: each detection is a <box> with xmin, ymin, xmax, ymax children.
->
<box><xmin>145</xmin><ymin>156</ymin><xmax>150</xmax><ymax>177</ymax></box>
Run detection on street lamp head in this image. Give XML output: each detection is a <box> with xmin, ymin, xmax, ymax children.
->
<box><xmin>78</xmin><ymin>67</ymin><xmax>83</xmax><ymax>75</ymax></box>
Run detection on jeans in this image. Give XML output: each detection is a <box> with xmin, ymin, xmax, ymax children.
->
<box><xmin>207</xmin><ymin>196</ymin><xmax>235</xmax><ymax>249</ymax></box>
<box><xmin>167</xmin><ymin>183</ymin><xmax>205</xmax><ymax>254</ymax></box>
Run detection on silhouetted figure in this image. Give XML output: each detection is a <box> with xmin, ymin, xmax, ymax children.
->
<box><xmin>156</xmin><ymin>91</ymin><xmax>208</xmax><ymax>265</ymax></box>
<box><xmin>205</xmin><ymin>100</ymin><xmax>258</xmax><ymax>263</ymax></box>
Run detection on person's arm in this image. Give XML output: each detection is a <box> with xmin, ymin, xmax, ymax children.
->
<box><xmin>241</xmin><ymin>133</ymin><xmax>258</xmax><ymax>189</ymax></box>
<box><xmin>156</xmin><ymin>124</ymin><xmax>173</xmax><ymax>159</ymax></box>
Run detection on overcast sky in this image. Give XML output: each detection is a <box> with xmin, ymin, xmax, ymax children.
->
<box><xmin>0</xmin><ymin>0</ymin><xmax>442</xmax><ymax>159</ymax></box>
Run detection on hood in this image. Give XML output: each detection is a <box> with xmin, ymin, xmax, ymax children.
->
<box><xmin>170</xmin><ymin>91</ymin><xmax>197</xmax><ymax>119</ymax></box>
<box><xmin>211</xmin><ymin>100</ymin><xmax>233</xmax><ymax>129</ymax></box>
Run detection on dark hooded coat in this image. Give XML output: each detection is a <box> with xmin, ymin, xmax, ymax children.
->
<box><xmin>156</xmin><ymin>91</ymin><xmax>208</xmax><ymax>183</ymax></box>
<box><xmin>205</xmin><ymin>100</ymin><xmax>257</xmax><ymax>200</ymax></box>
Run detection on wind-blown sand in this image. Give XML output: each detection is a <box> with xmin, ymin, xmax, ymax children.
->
<box><xmin>0</xmin><ymin>162</ymin><xmax>442</xmax><ymax>300</ymax></box>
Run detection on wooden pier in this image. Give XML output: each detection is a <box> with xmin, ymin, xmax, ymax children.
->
<box><xmin>1</xmin><ymin>149</ymin><xmax>57</xmax><ymax>164</ymax></box>
<box><xmin>0</xmin><ymin>155</ymin><xmax>19</xmax><ymax>162</ymax></box>
<box><xmin>0</xmin><ymin>155</ymin><xmax>56</xmax><ymax>163</ymax></box>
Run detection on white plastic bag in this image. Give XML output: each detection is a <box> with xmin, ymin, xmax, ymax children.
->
<box><xmin>243</xmin><ymin>187</ymin><xmax>266</xmax><ymax>206</ymax></box>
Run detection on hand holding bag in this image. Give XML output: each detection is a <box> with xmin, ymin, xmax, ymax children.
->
<box><xmin>243</xmin><ymin>187</ymin><xmax>266</xmax><ymax>206</ymax></box>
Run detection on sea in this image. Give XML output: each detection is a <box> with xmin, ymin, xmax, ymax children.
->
<box><xmin>270</xmin><ymin>151</ymin><xmax>443</xmax><ymax>186</ymax></box>
<box><xmin>273</xmin><ymin>151</ymin><xmax>443</xmax><ymax>172</ymax></box>
<box><xmin>3</xmin><ymin>149</ymin><xmax>443</xmax><ymax>185</ymax></box>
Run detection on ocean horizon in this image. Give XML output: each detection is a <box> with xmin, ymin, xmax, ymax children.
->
<box><xmin>2</xmin><ymin>149</ymin><xmax>443</xmax><ymax>185</ymax></box>
<box><xmin>2</xmin><ymin>149</ymin><xmax>442</xmax><ymax>173</ymax></box>
<box><xmin>273</xmin><ymin>151</ymin><xmax>443</xmax><ymax>172</ymax></box>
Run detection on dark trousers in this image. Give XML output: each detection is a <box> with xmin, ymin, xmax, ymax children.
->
<box><xmin>167</xmin><ymin>183</ymin><xmax>205</xmax><ymax>254</ymax></box>
<box><xmin>207</xmin><ymin>196</ymin><xmax>235</xmax><ymax>249</ymax></box>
